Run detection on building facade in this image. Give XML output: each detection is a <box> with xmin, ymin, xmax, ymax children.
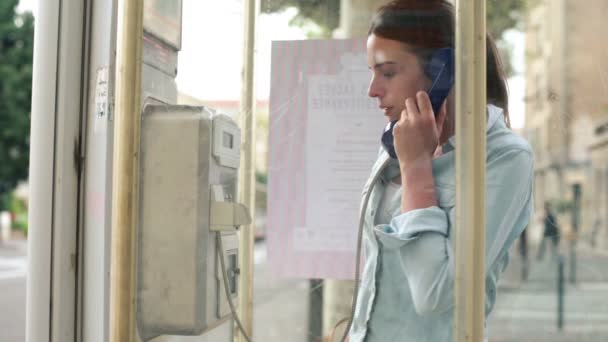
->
<box><xmin>525</xmin><ymin>0</ymin><xmax>608</xmax><ymax>248</ymax></box>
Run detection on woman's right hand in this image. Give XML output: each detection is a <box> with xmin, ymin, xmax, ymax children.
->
<box><xmin>393</xmin><ymin>91</ymin><xmax>447</xmax><ymax>168</ymax></box>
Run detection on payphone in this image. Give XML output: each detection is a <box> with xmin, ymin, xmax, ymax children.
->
<box><xmin>135</xmin><ymin>1</ymin><xmax>252</xmax><ymax>340</ymax></box>
<box><xmin>136</xmin><ymin>105</ymin><xmax>251</xmax><ymax>340</ymax></box>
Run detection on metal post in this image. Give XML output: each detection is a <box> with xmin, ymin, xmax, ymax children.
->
<box><xmin>237</xmin><ymin>0</ymin><xmax>258</xmax><ymax>340</ymax></box>
<box><xmin>557</xmin><ymin>255</ymin><xmax>564</xmax><ymax>330</ymax></box>
<box><xmin>569</xmin><ymin>241</ymin><xmax>576</xmax><ymax>284</ymax></box>
<box><xmin>308</xmin><ymin>279</ymin><xmax>324</xmax><ymax>342</ymax></box>
<box><xmin>453</xmin><ymin>0</ymin><xmax>487</xmax><ymax>341</ymax></box>
<box><xmin>569</xmin><ymin>184</ymin><xmax>581</xmax><ymax>284</ymax></box>
<box><xmin>109</xmin><ymin>0</ymin><xmax>143</xmax><ymax>341</ymax></box>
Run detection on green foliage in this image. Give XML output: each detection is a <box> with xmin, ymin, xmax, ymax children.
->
<box><xmin>261</xmin><ymin>0</ymin><xmax>339</xmax><ymax>38</ymax></box>
<box><xmin>7</xmin><ymin>191</ymin><xmax>27</xmax><ymax>235</ymax></box>
<box><xmin>255</xmin><ymin>171</ymin><xmax>267</xmax><ymax>211</ymax></box>
<box><xmin>0</xmin><ymin>0</ymin><xmax>34</xmax><ymax>209</ymax></box>
<box><xmin>487</xmin><ymin>0</ymin><xmax>526</xmax><ymax>40</ymax></box>
<box><xmin>262</xmin><ymin>0</ymin><xmax>527</xmax><ymax>39</ymax></box>
<box><xmin>255</xmin><ymin>170</ymin><xmax>267</xmax><ymax>185</ymax></box>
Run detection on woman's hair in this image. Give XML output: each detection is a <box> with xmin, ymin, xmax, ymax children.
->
<box><xmin>368</xmin><ymin>0</ymin><xmax>511</xmax><ymax>127</ymax></box>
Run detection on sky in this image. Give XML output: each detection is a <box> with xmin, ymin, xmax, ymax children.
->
<box><xmin>17</xmin><ymin>0</ymin><xmax>36</xmax><ymax>16</ymax></box>
<box><xmin>176</xmin><ymin>1</ymin><xmax>308</xmax><ymax>102</ymax></box>
<box><xmin>17</xmin><ymin>0</ymin><xmax>525</xmax><ymax>128</ymax></box>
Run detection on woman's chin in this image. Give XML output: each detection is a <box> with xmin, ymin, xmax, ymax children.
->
<box><xmin>386</xmin><ymin>114</ymin><xmax>399</xmax><ymax>122</ymax></box>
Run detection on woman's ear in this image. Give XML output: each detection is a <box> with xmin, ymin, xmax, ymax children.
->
<box><xmin>437</xmin><ymin>99</ymin><xmax>456</xmax><ymax>146</ymax></box>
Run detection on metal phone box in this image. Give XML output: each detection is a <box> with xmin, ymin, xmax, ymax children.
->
<box><xmin>136</xmin><ymin>105</ymin><xmax>244</xmax><ymax>340</ymax></box>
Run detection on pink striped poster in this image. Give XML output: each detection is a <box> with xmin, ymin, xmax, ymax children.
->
<box><xmin>267</xmin><ymin>39</ymin><xmax>386</xmax><ymax>279</ymax></box>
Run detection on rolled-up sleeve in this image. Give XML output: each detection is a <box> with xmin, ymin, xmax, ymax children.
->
<box><xmin>372</xmin><ymin>147</ymin><xmax>534</xmax><ymax>317</ymax></box>
<box><xmin>374</xmin><ymin>206</ymin><xmax>449</xmax><ymax>249</ymax></box>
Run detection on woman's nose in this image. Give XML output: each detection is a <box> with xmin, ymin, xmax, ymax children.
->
<box><xmin>368</xmin><ymin>78</ymin><xmax>382</xmax><ymax>98</ymax></box>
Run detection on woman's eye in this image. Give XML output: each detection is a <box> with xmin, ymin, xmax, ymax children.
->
<box><xmin>383</xmin><ymin>72</ymin><xmax>395</xmax><ymax>78</ymax></box>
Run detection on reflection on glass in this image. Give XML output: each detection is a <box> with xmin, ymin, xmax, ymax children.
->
<box><xmin>170</xmin><ymin>0</ymin><xmax>608</xmax><ymax>341</ymax></box>
<box><xmin>490</xmin><ymin>1</ymin><xmax>608</xmax><ymax>341</ymax></box>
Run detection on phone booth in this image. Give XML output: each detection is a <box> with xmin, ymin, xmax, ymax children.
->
<box><xmin>26</xmin><ymin>1</ymin><xmax>249</xmax><ymax>341</ymax></box>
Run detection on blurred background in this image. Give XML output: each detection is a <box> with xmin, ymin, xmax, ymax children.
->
<box><xmin>1</xmin><ymin>0</ymin><xmax>608</xmax><ymax>341</ymax></box>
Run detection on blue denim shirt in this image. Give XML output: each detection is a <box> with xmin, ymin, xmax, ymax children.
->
<box><xmin>349</xmin><ymin>105</ymin><xmax>534</xmax><ymax>342</ymax></box>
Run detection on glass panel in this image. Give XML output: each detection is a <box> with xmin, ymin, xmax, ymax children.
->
<box><xmin>488</xmin><ymin>0</ymin><xmax>608</xmax><ymax>341</ymax></box>
<box><xmin>153</xmin><ymin>0</ymin><xmax>608</xmax><ymax>341</ymax></box>
<box><xmin>10</xmin><ymin>0</ymin><xmax>607</xmax><ymax>341</ymax></box>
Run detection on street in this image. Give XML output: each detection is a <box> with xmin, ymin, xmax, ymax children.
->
<box><xmin>0</xmin><ymin>239</ymin><xmax>27</xmax><ymax>342</ymax></box>
<box><xmin>0</xmin><ymin>240</ymin><xmax>311</xmax><ymax>342</ymax></box>
<box><xmin>488</xmin><ymin>240</ymin><xmax>608</xmax><ymax>341</ymax></box>
<box><xmin>252</xmin><ymin>238</ymin><xmax>608</xmax><ymax>341</ymax></box>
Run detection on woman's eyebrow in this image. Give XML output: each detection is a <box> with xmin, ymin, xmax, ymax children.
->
<box><xmin>369</xmin><ymin>61</ymin><xmax>397</xmax><ymax>70</ymax></box>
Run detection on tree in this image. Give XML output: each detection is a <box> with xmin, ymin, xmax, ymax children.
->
<box><xmin>262</xmin><ymin>0</ymin><xmax>339</xmax><ymax>38</ymax></box>
<box><xmin>0</xmin><ymin>0</ymin><xmax>34</xmax><ymax>210</ymax></box>
<box><xmin>261</xmin><ymin>0</ymin><xmax>529</xmax><ymax>75</ymax></box>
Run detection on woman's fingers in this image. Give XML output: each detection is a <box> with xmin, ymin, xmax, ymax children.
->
<box><xmin>399</xmin><ymin>107</ymin><xmax>408</xmax><ymax>122</ymax></box>
<box><xmin>415</xmin><ymin>91</ymin><xmax>433</xmax><ymax>118</ymax></box>
<box><xmin>405</xmin><ymin>97</ymin><xmax>420</xmax><ymax>118</ymax></box>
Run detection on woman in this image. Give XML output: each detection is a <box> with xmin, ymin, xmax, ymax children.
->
<box><xmin>347</xmin><ymin>0</ymin><xmax>534</xmax><ymax>341</ymax></box>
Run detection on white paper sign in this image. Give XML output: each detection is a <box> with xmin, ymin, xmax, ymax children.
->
<box><xmin>267</xmin><ymin>39</ymin><xmax>386</xmax><ymax>279</ymax></box>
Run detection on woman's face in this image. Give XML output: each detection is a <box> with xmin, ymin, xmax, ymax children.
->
<box><xmin>366</xmin><ymin>34</ymin><xmax>429</xmax><ymax>123</ymax></box>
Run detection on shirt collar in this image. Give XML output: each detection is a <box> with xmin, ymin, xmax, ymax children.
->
<box><xmin>444</xmin><ymin>104</ymin><xmax>505</xmax><ymax>150</ymax></box>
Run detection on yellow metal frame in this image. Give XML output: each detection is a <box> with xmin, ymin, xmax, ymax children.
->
<box><xmin>454</xmin><ymin>0</ymin><xmax>487</xmax><ymax>341</ymax></box>
<box><xmin>109</xmin><ymin>0</ymin><xmax>143</xmax><ymax>341</ymax></box>
<box><xmin>237</xmin><ymin>0</ymin><xmax>259</xmax><ymax>340</ymax></box>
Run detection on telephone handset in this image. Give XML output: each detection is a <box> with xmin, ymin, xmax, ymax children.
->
<box><xmin>381</xmin><ymin>47</ymin><xmax>455</xmax><ymax>159</ymax></box>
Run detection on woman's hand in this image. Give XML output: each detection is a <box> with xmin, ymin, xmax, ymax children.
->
<box><xmin>394</xmin><ymin>91</ymin><xmax>447</xmax><ymax>212</ymax></box>
<box><xmin>393</xmin><ymin>91</ymin><xmax>447</xmax><ymax>168</ymax></box>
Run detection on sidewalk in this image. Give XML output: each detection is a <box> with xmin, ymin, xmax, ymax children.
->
<box><xmin>0</xmin><ymin>237</ymin><xmax>28</xmax><ymax>258</ymax></box>
<box><xmin>8</xmin><ymin>233</ymin><xmax>607</xmax><ymax>341</ymax></box>
<box><xmin>488</xmin><ymin>239</ymin><xmax>608</xmax><ymax>341</ymax></box>
<box><xmin>0</xmin><ymin>237</ymin><xmax>27</xmax><ymax>342</ymax></box>
<box><xmin>251</xmin><ymin>236</ymin><xmax>608</xmax><ymax>341</ymax></box>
